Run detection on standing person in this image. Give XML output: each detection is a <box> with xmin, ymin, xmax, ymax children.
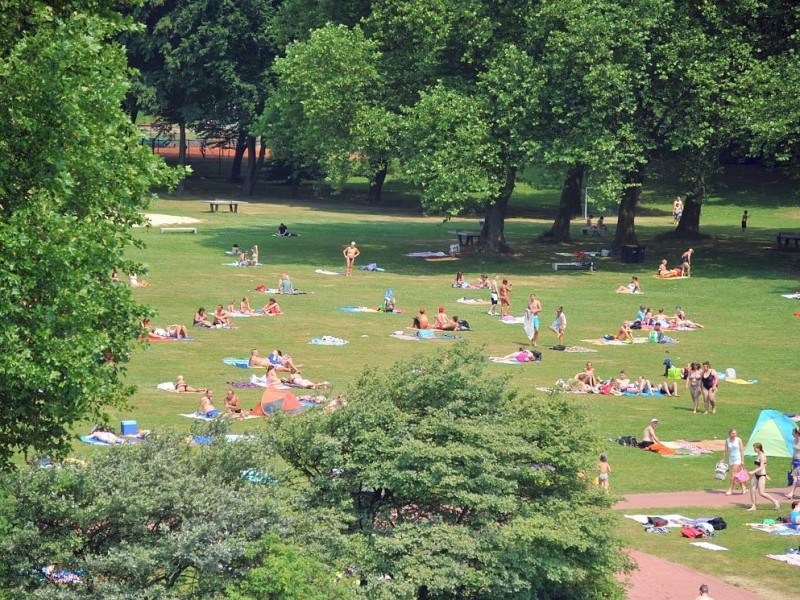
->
<box><xmin>673</xmin><ymin>196</ymin><xmax>683</xmax><ymax>224</ymax></box>
<box><xmin>785</xmin><ymin>428</ymin><xmax>800</xmax><ymax>500</ymax></box>
<box><xmin>343</xmin><ymin>241</ymin><xmax>360</xmax><ymax>277</ymax></box>
<box><xmin>679</xmin><ymin>248</ymin><xmax>694</xmax><ymax>276</ymax></box>
<box><xmin>723</xmin><ymin>428</ymin><xmax>747</xmax><ymax>495</ymax></box>
<box><xmin>525</xmin><ymin>293</ymin><xmax>542</xmax><ymax>346</ymax></box>
<box><xmin>251</xmin><ymin>245</ymin><xmax>259</xmax><ymax>265</ymax></box>
<box><xmin>741</xmin><ymin>210</ymin><xmax>749</xmax><ymax>232</ymax></box>
<box><xmin>701</xmin><ymin>362</ymin><xmax>718</xmax><ymax>414</ymax></box>
<box><xmin>597</xmin><ymin>453</ymin><xmax>611</xmax><ymax>491</ymax></box>
<box><xmin>640</xmin><ymin>418</ymin><xmax>661</xmax><ymax>448</ymax></box>
<box><xmin>488</xmin><ymin>275</ymin><xmax>500</xmax><ymax>316</ymax></box>
<box><xmin>746</xmin><ymin>442</ymin><xmax>781</xmax><ymax>511</ymax></box>
<box><xmin>499</xmin><ymin>278</ymin><xmax>513</xmax><ymax>317</ymax></box>
<box><xmin>686</xmin><ymin>362</ymin><xmax>704</xmax><ymax>413</ymax></box>
<box><xmin>695</xmin><ymin>584</ymin><xmax>713</xmax><ymax>600</ymax></box>
<box><xmin>549</xmin><ymin>306</ymin><xmax>566</xmax><ymax>346</ymax></box>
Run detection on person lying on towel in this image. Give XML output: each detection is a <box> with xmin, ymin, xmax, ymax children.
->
<box><xmin>656</xmin><ymin>259</ymin><xmax>683</xmax><ymax>278</ymax></box>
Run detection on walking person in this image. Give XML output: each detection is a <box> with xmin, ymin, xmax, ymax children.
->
<box><xmin>723</xmin><ymin>428</ymin><xmax>747</xmax><ymax>496</ymax></box>
<box><xmin>488</xmin><ymin>275</ymin><xmax>500</xmax><ymax>316</ymax></box>
<box><xmin>785</xmin><ymin>428</ymin><xmax>800</xmax><ymax>500</ymax></box>
<box><xmin>741</xmin><ymin>210</ymin><xmax>749</xmax><ymax>233</ymax></box>
<box><xmin>549</xmin><ymin>306</ymin><xmax>566</xmax><ymax>346</ymax></box>
<box><xmin>499</xmin><ymin>278</ymin><xmax>512</xmax><ymax>317</ymax></box>
<box><xmin>701</xmin><ymin>362</ymin><xmax>718</xmax><ymax>414</ymax></box>
<box><xmin>686</xmin><ymin>362</ymin><xmax>703</xmax><ymax>413</ymax></box>
<box><xmin>673</xmin><ymin>196</ymin><xmax>683</xmax><ymax>224</ymax></box>
<box><xmin>524</xmin><ymin>293</ymin><xmax>542</xmax><ymax>346</ymax></box>
<box><xmin>746</xmin><ymin>442</ymin><xmax>781</xmax><ymax>511</ymax></box>
<box><xmin>597</xmin><ymin>453</ymin><xmax>611</xmax><ymax>491</ymax></box>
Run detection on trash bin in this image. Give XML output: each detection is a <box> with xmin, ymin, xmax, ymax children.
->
<box><xmin>621</xmin><ymin>245</ymin><xmax>646</xmax><ymax>263</ymax></box>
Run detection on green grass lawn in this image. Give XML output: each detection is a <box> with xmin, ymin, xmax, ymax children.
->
<box><xmin>79</xmin><ymin>164</ymin><xmax>800</xmax><ymax>596</ymax></box>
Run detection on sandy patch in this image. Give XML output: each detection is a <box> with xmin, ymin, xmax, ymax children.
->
<box><xmin>137</xmin><ymin>213</ymin><xmax>202</xmax><ymax>227</ymax></box>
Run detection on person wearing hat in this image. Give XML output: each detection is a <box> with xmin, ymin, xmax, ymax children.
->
<box><xmin>343</xmin><ymin>241</ymin><xmax>360</xmax><ymax>277</ymax></box>
<box><xmin>640</xmin><ymin>418</ymin><xmax>661</xmax><ymax>448</ymax></box>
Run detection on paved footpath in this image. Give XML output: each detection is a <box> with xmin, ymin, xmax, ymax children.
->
<box><xmin>616</xmin><ymin>486</ymin><xmax>795</xmax><ymax>600</ymax></box>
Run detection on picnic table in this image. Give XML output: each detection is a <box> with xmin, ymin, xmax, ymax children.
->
<box><xmin>777</xmin><ymin>232</ymin><xmax>800</xmax><ymax>250</ymax></box>
<box><xmin>448</xmin><ymin>230</ymin><xmax>481</xmax><ymax>246</ymax></box>
<box><xmin>202</xmin><ymin>200</ymin><xmax>247</xmax><ymax>213</ymax></box>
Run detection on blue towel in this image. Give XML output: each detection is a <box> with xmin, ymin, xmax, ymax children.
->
<box><xmin>80</xmin><ymin>435</ymin><xmax>111</xmax><ymax>446</ymax></box>
<box><xmin>223</xmin><ymin>358</ymin><xmax>250</xmax><ymax>368</ymax></box>
<box><xmin>622</xmin><ymin>391</ymin><xmax>666</xmax><ymax>397</ymax></box>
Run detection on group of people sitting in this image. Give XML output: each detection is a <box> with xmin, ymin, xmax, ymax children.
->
<box><xmin>411</xmin><ymin>306</ymin><xmax>463</xmax><ymax>331</ymax></box>
<box><xmin>585</xmin><ymin>215</ymin><xmax>608</xmax><ymax>234</ymax></box>
<box><xmin>569</xmin><ymin>363</ymin><xmax>680</xmax><ymax>395</ymax></box>
<box><xmin>141</xmin><ymin>318</ymin><xmax>189</xmax><ymax>339</ymax></box>
<box><xmin>453</xmin><ymin>272</ymin><xmax>491</xmax><ymax>289</ymax></box>
<box><xmin>656</xmin><ymin>248</ymin><xmax>693</xmax><ymax>278</ymax></box>
<box><xmin>230</xmin><ymin>244</ymin><xmax>260</xmax><ymax>266</ymax></box>
<box><xmin>627</xmin><ymin>305</ymin><xmax>704</xmax><ymax>330</ymax></box>
<box><xmin>193</xmin><ymin>298</ymin><xmax>283</xmax><ymax>327</ymax></box>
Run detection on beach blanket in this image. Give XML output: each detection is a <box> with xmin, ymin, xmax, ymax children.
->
<box><xmin>781</xmin><ymin>293</ymin><xmax>800</xmax><ymax>299</ymax></box>
<box><xmin>523</xmin><ymin>310</ymin><xmax>535</xmax><ymax>339</ymax></box>
<box><xmin>256</xmin><ymin>287</ymin><xmax>308</xmax><ymax>295</ymax></box>
<box><xmin>191</xmin><ymin>434</ymin><xmax>251</xmax><ymax>445</ymax></box>
<box><xmin>725</xmin><ymin>378</ymin><xmax>759</xmax><ymax>385</ymax></box>
<box><xmin>390</xmin><ymin>331</ymin><xmax>460</xmax><ymax>341</ymax></box>
<box><xmin>425</xmin><ymin>256</ymin><xmax>460</xmax><ymax>261</ymax></box>
<box><xmin>310</xmin><ymin>336</ymin><xmax>349</xmax><ymax>346</ymax></box>
<box><xmin>147</xmin><ymin>335</ymin><xmax>195</xmax><ymax>341</ymax></box>
<box><xmin>555</xmin><ymin>251</ymin><xmax>600</xmax><ymax>258</ymax></box>
<box><xmin>746</xmin><ymin>523</ymin><xmax>800</xmax><ymax>535</ymax></box>
<box><xmin>404</xmin><ymin>251</ymin><xmax>449</xmax><ymax>258</ymax></box>
<box><xmin>223</xmin><ymin>262</ymin><xmax>262</xmax><ymax>267</ymax></box>
<box><xmin>653</xmin><ymin>274</ymin><xmax>690</xmax><ymax>280</ymax></box>
<box><xmin>79</xmin><ymin>435</ymin><xmax>139</xmax><ymax>446</ymax></box>
<box><xmin>582</xmin><ymin>337</ymin><xmax>649</xmax><ymax>346</ymax></box>
<box><xmin>180</xmin><ymin>412</ymin><xmax>259</xmax><ymax>421</ymax></box>
<box><xmin>656</xmin><ymin>441</ymin><xmax>711</xmax><ymax>457</ymax></box>
<box><xmin>500</xmin><ymin>316</ymin><xmax>525</xmax><ymax>324</ymax></box>
<box><xmin>156</xmin><ymin>381</ymin><xmax>178</xmax><ymax>391</ymax></box>
<box><xmin>767</xmin><ymin>554</ymin><xmax>800</xmax><ymax>566</ymax></box>
<box><xmin>621</xmin><ymin>390</ymin><xmax>666</xmax><ymax>398</ymax></box>
<box><xmin>340</xmin><ymin>306</ymin><xmax>381</xmax><ymax>313</ymax></box>
<box><xmin>640</xmin><ymin>324</ymin><xmax>696</xmax><ymax>332</ymax></box>
<box><xmin>691</xmin><ymin>542</ymin><xmax>728</xmax><ymax>551</ymax></box>
<box><xmin>357</xmin><ymin>263</ymin><xmax>385</xmax><ymax>271</ymax></box>
<box><xmin>315</xmin><ymin>269</ymin><xmax>345</xmax><ymax>275</ymax></box>
<box><xmin>553</xmin><ymin>345</ymin><xmax>597</xmax><ymax>353</ymax></box>
<box><xmin>623</xmin><ymin>514</ymin><xmax>699</xmax><ymax>528</ymax></box>
<box><xmin>457</xmin><ymin>297</ymin><xmax>490</xmax><ymax>305</ymax></box>
<box><xmin>223</xmin><ymin>358</ymin><xmax>251</xmax><ymax>369</ymax></box>
<box><xmin>488</xmin><ymin>357</ymin><xmax>539</xmax><ymax>365</ymax></box>
<box><xmin>228</xmin><ymin>311</ymin><xmax>263</xmax><ymax>318</ymax></box>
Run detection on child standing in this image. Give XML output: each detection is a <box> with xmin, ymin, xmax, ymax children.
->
<box><xmin>741</xmin><ymin>210</ymin><xmax>749</xmax><ymax>232</ymax></box>
<box><xmin>598</xmin><ymin>453</ymin><xmax>611</xmax><ymax>491</ymax></box>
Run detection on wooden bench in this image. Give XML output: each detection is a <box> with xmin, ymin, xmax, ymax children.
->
<box><xmin>448</xmin><ymin>230</ymin><xmax>481</xmax><ymax>246</ymax></box>
<box><xmin>552</xmin><ymin>261</ymin><xmax>595</xmax><ymax>272</ymax></box>
<box><xmin>160</xmin><ymin>227</ymin><xmax>197</xmax><ymax>234</ymax></box>
<box><xmin>581</xmin><ymin>227</ymin><xmax>608</xmax><ymax>236</ymax></box>
<box><xmin>202</xmin><ymin>200</ymin><xmax>247</xmax><ymax>213</ymax></box>
<box><xmin>777</xmin><ymin>232</ymin><xmax>800</xmax><ymax>250</ymax></box>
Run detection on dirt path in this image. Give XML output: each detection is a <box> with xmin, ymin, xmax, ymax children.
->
<box><xmin>616</xmin><ymin>486</ymin><xmax>794</xmax><ymax>599</ymax></box>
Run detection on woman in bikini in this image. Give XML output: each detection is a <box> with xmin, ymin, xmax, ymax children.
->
<box><xmin>175</xmin><ymin>375</ymin><xmax>206</xmax><ymax>393</ymax></box>
<box><xmin>747</xmin><ymin>442</ymin><xmax>781</xmax><ymax>511</ymax></box>
<box><xmin>193</xmin><ymin>307</ymin><xmax>213</xmax><ymax>328</ymax></box>
<box><xmin>686</xmin><ymin>362</ymin><xmax>703</xmax><ymax>413</ymax></box>
<box><xmin>615</xmin><ymin>276</ymin><xmax>642</xmax><ymax>294</ymax></box>
<box><xmin>239</xmin><ymin>297</ymin><xmax>255</xmax><ymax>315</ymax></box>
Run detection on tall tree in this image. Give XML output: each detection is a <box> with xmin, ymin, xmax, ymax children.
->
<box><xmin>0</xmin><ymin>7</ymin><xmax>179</xmax><ymax>467</ymax></box>
<box><xmin>273</xmin><ymin>343</ymin><xmax>631</xmax><ymax>598</ymax></box>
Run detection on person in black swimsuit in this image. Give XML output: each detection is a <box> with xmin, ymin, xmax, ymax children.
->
<box><xmin>700</xmin><ymin>362</ymin><xmax>717</xmax><ymax>414</ymax></box>
<box><xmin>746</xmin><ymin>442</ymin><xmax>781</xmax><ymax>511</ymax></box>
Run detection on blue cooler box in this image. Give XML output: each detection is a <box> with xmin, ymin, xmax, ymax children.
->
<box><xmin>120</xmin><ymin>420</ymin><xmax>138</xmax><ymax>436</ymax></box>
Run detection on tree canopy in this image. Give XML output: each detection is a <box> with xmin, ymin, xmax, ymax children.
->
<box><xmin>0</xmin><ymin>6</ymin><xmax>179</xmax><ymax>468</ymax></box>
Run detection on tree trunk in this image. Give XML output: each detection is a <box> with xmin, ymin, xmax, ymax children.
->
<box><xmin>543</xmin><ymin>165</ymin><xmax>584</xmax><ymax>242</ymax></box>
<box><xmin>240</xmin><ymin>135</ymin><xmax>258</xmax><ymax>197</ymax></box>
<box><xmin>612</xmin><ymin>170</ymin><xmax>642</xmax><ymax>247</ymax></box>
<box><xmin>366</xmin><ymin>163</ymin><xmax>387</xmax><ymax>204</ymax></box>
<box><xmin>229</xmin><ymin>130</ymin><xmax>247</xmax><ymax>182</ymax></box>
<box><xmin>675</xmin><ymin>177</ymin><xmax>704</xmax><ymax>236</ymax></box>
<box><xmin>176</xmin><ymin>121</ymin><xmax>187</xmax><ymax>195</ymax></box>
<box><xmin>478</xmin><ymin>166</ymin><xmax>516</xmax><ymax>253</ymax></box>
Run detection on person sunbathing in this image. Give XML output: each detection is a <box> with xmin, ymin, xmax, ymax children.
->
<box><xmin>476</xmin><ymin>273</ymin><xmax>490</xmax><ymax>288</ymax></box>
<box><xmin>141</xmin><ymin>318</ymin><xmax>189</xmax><ymax>339</ymax></box>
<box><xmin>88</xmin><ymin>426</ymin><xmax>150</xmax><ymax>445</ymax></box>
<box><xmin>614</xmin><ymin>371</ymin><xmax>631</xmax><ymax>391</ymax></box>
<box><xmin>656</xmin><ymin>381</ymin><xmax>680</xmax><ymax>397</ymax></box>
<box><xmin>249</xmin><ymin>349</ymin><xmax>272</xmax><ymax>368</ymax></box>
<box><xmin>278</xmin><ymin>273</ymin><xmax>294</xmax><ymax>295</ymax></box>
<box><xmin>453</xmin><ymin>272</ymin><xmax>465</xmax><ymax>288</ymax></box>
<box><xmin>175</xmin><ymin>375</ymin><xmax>207</xmax><ymax>393</ymax></box>
<box><xmin>615</xmin><ymin>276</ymin><xmax>642</xmax><ymax>294</ymax></box>
<box><xmin>412</xmin><ymin>307</ymin><xmax>429</xmax><ymax>329</ymax></box>
<box><xmin>269</xmin><ymin>349</ymin><xmax>300</xmax><ymax>373</ymax></box>
<box><xmin>129</xmin><ymin>273</ymin><xmax>149</xmax><ymax>287</ymax></box>
<box><xmin>238</xmin><ymin>250</ymin><xmax>249</xmax><ymax>266</ymax></box>
<box><xmin>262</xmin><ymin>298</ymin><xmax>283</xmax><ymax>315</ymax></box>
<box><xmin>226</xmin><ymin>299</ymin><xmax>237</xmax><ymax>313</ymax></box>
<box><xmin>284</xmin><ymin>372</ymin><xmax>330</xmax><ymax>389</ymax></box>
<box><xmin>434</xmin><ymin>306</ymin><xmax>459</xmax><ymax>331</ymax></box>
<box><xmin>223</xmin><ymin>389</ymin><xmax>244</xmax><ymax>419</ymax></box>
<box><xmin>576</xmin><ymin>361</ymin><xmax>598</xmax><ymax>387</ymax></box>
<box><xmin>239</xmin><ymin>297</ymin><xmax>255</xmax><ymax>315</ymax></box>
<box><xmin>671</xmin><ymin>306</ymin><xmax>704</xmax><ymax>328</ymax></box>
<box><xmin>193</xmin><ymin>307</ymin><xmax>213</xmax><ymax>328</ymax></box>
<box><xmin>213</xmin><ymin>304</ymin><xmax>231</xmax><ymax>327</ymax></box>
<box><xmin>632</xmin><ymin>375</ymin><xmax>654</xmax><ymax>395</ymax></box>
<box><xmin>197</xmin><ymin>390</ymin><xmax>220</xmax><ymax>418</ymax></box>
<box><xmin>614</xmin><ymin>323</ymin><xmax>635</xmax><ymax>343</ymax></box>
<box><xmin>656</xmin><ymin>259</ymin><xmax>682</xmax><ymax>278</ymax></box>
<box><xmin>490</xmin><ymin>347</ymin><xmax>538</xmax><ymax>363</ymax></box>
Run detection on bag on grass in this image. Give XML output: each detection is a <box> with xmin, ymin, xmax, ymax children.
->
<box><xmin>708</xmin><ymin>517</ymin><xmax>727</xmax><ymax>531</ymax></box>
<box><xmin>714</xmin><ymin>461</ymin><xmax>729</xmax><ymax>480</ymax></box>
<box><xmin>696</xmin><ymin>522</ymin><xmax>715</xmax><ymax>536</ymax></box>
<box><xmin>680</xmin><ymin>526</ymin><xmax>704</xmax><ymax>539</ymax></box>
<box><xmin>647</xmin><ymin>517</ymin><xmax>668</xmax><ymax>527</ymax></box>
<box><xmin>458</xmin><ymin>320</ymin><xmax>470</xmax><ymax>331</ymax></box>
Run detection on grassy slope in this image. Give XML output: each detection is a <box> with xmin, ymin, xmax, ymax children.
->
<box><xmin>82</xmin><ymin>164</ymin><xmax>800</xmax><ymax>597</ymax></box>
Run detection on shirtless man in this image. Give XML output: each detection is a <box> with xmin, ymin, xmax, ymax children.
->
<box><xmin>285</xmin><ymin>372</ymin><xmax>330</xmax><ymax>389</ymax></box>
<box><xmin>641</xmin><ymin>418</ymin><xmax>661</xmax><ymax>448</ymax></box>
<box><xmin>615</xmin><ymin>370</ymin><xmax>631</xmax><ymax>391</ymax></box>
<box><xmin>412</xmin><ymin>307</ymin><xmax>429</xmax><ymax>329</ymax></box>
<box><xmin>499</xmin><ymin>278</ymin><xmax>513</xmax><ymax>317</ymax></box>
<box><xmin>673</xmin><ymin>196</ymin><xmax>683</xmax><ymax>224</ymax></box>
<box><xmin>434</xmin><ymin>306</ymin><xmax>459</xmax><ymax>331</ymax></box>
<box><xmin>223</xmin><ymin>390</ymin><xmax>244</xmax><ymax>419</ymax></box>
<box><xmin>343</xmin><ymin>241</ymin><xmax>360</xmax><ymax>277</ymax></box>
<box><xmin>526</xmin><ymin>293</ymin><xmax>542</xmax><ymax>346</ymax></box>
<box><xmin>248</xmin><ymin>348</ymin><xmax>271</xmax><ymax>368</ymax></box>
<box><xmin>197</xmin><ymin>390</ymin><xmax>220</xmax><ymax>418</ymax></box>
<box><xmin>488</xmin><ymin>275</ymin><xmax>500</xmax><ymax>316</ymax></box>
